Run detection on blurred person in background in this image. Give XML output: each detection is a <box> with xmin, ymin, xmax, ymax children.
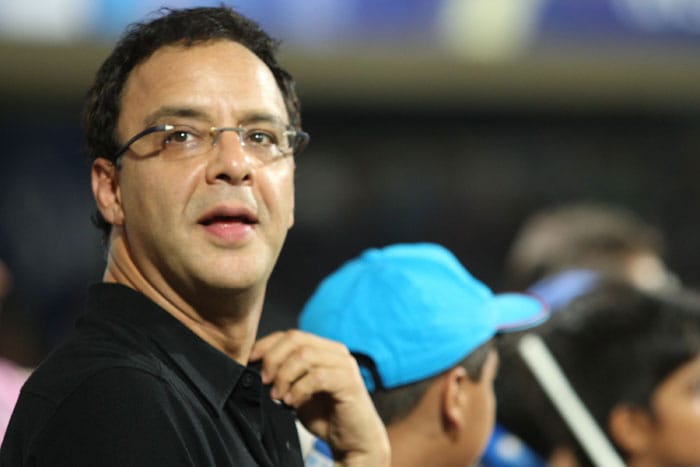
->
<box><xmin>0</xmin><ymin>258</ymin><xmax>31</xmax><ymax>443</ymax></box>
<box><xmin>502</xmin><ymin>201</ymin><xmax>678</xmax><ymax>295</ymax></box>
<box><xmin>496</xmin><ymin>281</ymin><xmax>700</xmax><ymax>467</ymax></box>
<box><xmin>299</xmin><ymin>243</ymin><xmax>548</xmax><ymax>467</ymax></box>
<box><xmin>0</xmin><ymin>6</ymin><xmax>389</xmax><ymax>466</ymax></box>
<box><xmin>485</xmin><ymin>201</ymin><xmax>680</xmax><ymax>466</ymax></box>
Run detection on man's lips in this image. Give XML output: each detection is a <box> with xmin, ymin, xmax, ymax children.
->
<box><xmin>197</xmin><ymin>207</ymin><xmax>259</xmax><ymax>226</ymax></box>
<box><xmin>197</xmin><ymin>206</ymin><xmax>259</xmax><ymax>242</ymax></box>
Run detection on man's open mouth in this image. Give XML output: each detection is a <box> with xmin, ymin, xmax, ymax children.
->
<box><xmin>199</xmin><ymin>214</ymin><xmax>257</xmax><ymax>226</ymax></box>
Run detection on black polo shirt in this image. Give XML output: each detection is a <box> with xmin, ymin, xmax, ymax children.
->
<box><xmin>0</xmin><ymin>283</ymin><xmax>304</xmax><ymax>467</ymax></box>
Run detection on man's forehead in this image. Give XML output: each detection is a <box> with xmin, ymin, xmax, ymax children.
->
<box><xmin>118</xmin><ymin>40</ymin><xmax>287</xmax><ymax>129</ymax></box>
<box><xmin>129</xmin><ymin>40</ymin><xmax>271</xmax><ymax>84</ymax></box>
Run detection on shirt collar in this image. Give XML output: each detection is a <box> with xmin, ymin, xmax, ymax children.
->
<box><xmin>86</xmin><ymin>282</ymin><xmax>259</xmax><ymax>413</ymax></box>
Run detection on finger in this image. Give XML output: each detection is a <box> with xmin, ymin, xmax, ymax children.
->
<box><xmin>253</xmin><ymin>330</ymin><xmax>349</xmax><ymax>384</ymax></box>
<box><xmin>284</xmin><ymin>364</ymin><xmax>372</xmax><ymax>444</ymax></box>
<box><xmin>249</xmin><ymin>330</ymin><xmax>286</xmax><ymax>361</ymax></box>
<box><xmin>253</xmin><ymin>330</ymin><xmax>302</xmax><ymax>384</ymax></box>
<box><xmin>267</xmin><ymin>345</ymin><xmax>310</xmax><ymax>400</ymax></box>
<box><xmin>270</xmin><ymin>340</ymin><xmax>354</xmax><ymax>400</ymax></box>
<box><xmin>280</xmin><ymin>354</ymin><xmax>363</xmax><ymax>408</ymax></box>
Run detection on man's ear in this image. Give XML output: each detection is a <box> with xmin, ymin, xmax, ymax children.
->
<box><xmin>608</xmin><ymin>404</ymin><xmax>653</xmax><ymax>457</ymax></box>
<box><xmin>441</xmin><ymin>366</ymin><xmax>469</xmax><ymax>431</ymax></box>
<box><xmin>92</xmin><ymin>158</ymin><xmax>124</xmax><ymax>226</ymax></box>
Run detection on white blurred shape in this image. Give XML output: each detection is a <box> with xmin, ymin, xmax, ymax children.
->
<box><xmin>437</xmin><ymin>0</ymin><xmax>546</xmax><ymax>62</ymax></box>
<box><xmin>0</xmin><ymin>0</ymin><xmax>96</xmax><ymax>42</ymax></box>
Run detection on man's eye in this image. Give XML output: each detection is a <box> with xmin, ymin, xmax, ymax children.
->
<box><xmin>164</xmin><ymin>130</ymin><xmax>194</xmax><ymax>144</ymax></box>
<box><xmin>246</xmin><ymin>130</ymin><xmax>276</xmax><ymax>146</ymax></box>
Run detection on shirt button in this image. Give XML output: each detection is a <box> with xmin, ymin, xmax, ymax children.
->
<box><xmin>241</xmin><ymin>373</ymin><xmax>254</xmax><ymax>388</ymax></box>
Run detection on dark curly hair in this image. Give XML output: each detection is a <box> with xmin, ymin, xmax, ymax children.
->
<box><xmin>83</xmin><ymin>6</ymin><xmax>302</xmax><ymax>243</ymax></box>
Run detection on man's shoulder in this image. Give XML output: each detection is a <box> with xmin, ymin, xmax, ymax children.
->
<box><xmin>11</xmin><ymin>339</ymin><xmax>171</xmax><ymax>440</ymax></box>
<box><xmin>2</xmin><ymin>358</ymin><xmax>189</xmax><ymax>466</ymax></box>
<box><xmin>23</xmin><ymin>328</ymin><xmax>164</xmax><ymax>406</ymax></box>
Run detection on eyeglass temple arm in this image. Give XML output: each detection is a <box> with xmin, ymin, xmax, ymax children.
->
<box><xmin>111</xmin><ymin>124</ymin><xmax>174</xmax><ymax>163</ymax></box>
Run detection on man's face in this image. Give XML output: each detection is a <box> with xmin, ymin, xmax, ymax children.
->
<box><xmin>107</xmin><ymin>40</ymin><xmax>295</xmax><ymax>304</ymax></box>
<box><xmin>644</xmin><ymin>355</ymin><xmax>700</xmax><ymax>466</ymax></box>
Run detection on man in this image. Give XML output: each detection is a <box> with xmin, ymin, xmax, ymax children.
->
<box><xmin>299</xmin><ymin>243</ymin><xmax>548</xmax><ymax>466</ymax></box>
<box><xmin>0</xmin><ymin>7</ymin><xmax>388</xmax><ymax>466</ymax></box>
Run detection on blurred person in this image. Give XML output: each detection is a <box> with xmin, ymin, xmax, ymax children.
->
<box><xmin>484</xmin><ymin>270</ymin><xmax>599</xmax><ymax>467</ymax></box>
<box><xmin>298</xmin><ymin>243</ymin><xmax>548</xmax><ymax>466</ymax></box>
<box><xmin>502</xmin><ymin>201</ymin><xmax>677</xmax><ymax>294</ymax></box>
<box><xmin>497</xmin><ymin>281</ymin><xmax>700</xmax><ymax>467</ymax></box>
<box><xmin>491</xmin><ymin>201</ymin><xmax>679</xmax><ymax>467</ymax></box>
<box><xmin>0</xmin><ymin>6</ymin><xmax>389</xmax><ymax>467</ymax></box>
<box><xmin>0</xmin><ymin>259</ymin><xmax>31</xmax><ymax>443</ymax></box>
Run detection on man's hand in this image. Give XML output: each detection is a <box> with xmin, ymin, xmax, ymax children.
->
<box><xmin>250</xmin><ymin>330</ymin><xmax>390</xmax><ymax>467</ymax></box>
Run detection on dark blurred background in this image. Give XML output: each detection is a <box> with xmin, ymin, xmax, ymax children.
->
<box><xmin>1</xmin><ymin>0</ymin><xmax>700</xmax><ymax>366</ymax></box>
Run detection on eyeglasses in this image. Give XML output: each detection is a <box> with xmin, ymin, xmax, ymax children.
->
<box><xmin>111</xmin><ymin>122</ymin><xmax>309</xmax><ymax>165</ymax></box>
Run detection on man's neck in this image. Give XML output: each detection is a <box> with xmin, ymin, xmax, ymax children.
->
<box><xmin>386</xmin><ymin>427</ymin><xmax>437</xmax><ymax>467</ymax></box>
<box><xmin>102</xmin><ymin>238</ymin><xmax>265</xmax><ymax>365</ymax></box>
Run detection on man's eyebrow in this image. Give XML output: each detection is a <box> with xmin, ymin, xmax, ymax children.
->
<box><xmin>238</xmin><ymin>112</ymin><xmax>288</xmax><ymax>127</ymax></box>
<box><xmin>143</xmin><ymin>107</ymin><xmax>289</xmax><ymax>127</ymax></box>
<box><xmin>144</xmin><ymin>106</ymin><xmax>211</xmax><ymax>127</ymax></box>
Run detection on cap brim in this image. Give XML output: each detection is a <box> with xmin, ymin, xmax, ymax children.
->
<box><xmin>491</xmin><ymin>292</ymin><xmax>549</xmax><ymax>332</ymax></box>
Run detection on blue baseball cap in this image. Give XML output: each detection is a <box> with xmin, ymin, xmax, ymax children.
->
<box><xmin>299</xmin><ymin>243</ymin><xmax>549</xmax><ymax>391</ymax></box>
